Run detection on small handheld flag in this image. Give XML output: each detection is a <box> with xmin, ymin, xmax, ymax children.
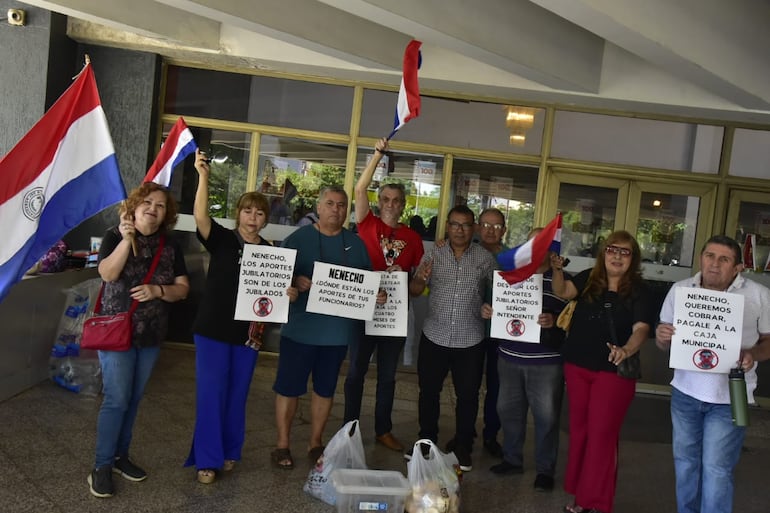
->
<box><xmin>498</xmin><ymin>213</ymin><xmax>562</xmax><ymax>285</ymax></box>
<box><xmin>143</xmin><ymin>117</ymin><xmax>197</xmax><ymax>187</ymax></box>
<box><xmin>388</xmin><ymin>39</ymin><xmax>422</xmax><ymax>139</ymax></box>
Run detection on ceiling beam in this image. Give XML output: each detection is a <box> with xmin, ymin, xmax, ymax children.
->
<box><xmin>20</xmin><ymin>0</ymin><xmax>221</xmax><ymax>49</ymax></box>
<box><xmin>318</xmin><ymin>0</ymin><xmax>605</xmax><ymax>93</ymax></box>
<box><xmin>157</xmin><ymin>0</ymin><xmax>412</xmax><ymax>69</ymax></box>
<box><xmin>531</xmin><ymin>0</ymin><xmax>770</xmax><ymax>110</ymax></box>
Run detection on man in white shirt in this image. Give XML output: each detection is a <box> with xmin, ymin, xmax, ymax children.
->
<box><xmin>656</xmin><ymin>235</ymin><xmax>770</xmax><ymax>513</ymax></box>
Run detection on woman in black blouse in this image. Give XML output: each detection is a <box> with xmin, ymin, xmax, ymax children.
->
<box><xmin>551</xmin><ymin>230</ymin><xmax>652</xmax><ymax>513</ymax></box>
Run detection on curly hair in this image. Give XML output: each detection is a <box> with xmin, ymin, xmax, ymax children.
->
<box><xmin>122</xmin><ymin>182</ymin><xmax>178</xmax><ymax>230</ymax></box>
<box><xmin>583</xmin><ymin>230</ymin><xmax>643</xmax><ymax>301</ymax></box>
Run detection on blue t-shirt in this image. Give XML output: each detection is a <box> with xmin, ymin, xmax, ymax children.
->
<box><xmin>281</xmin><ymin>225</ymin><xmax>372</xmax><ymax>346</ymax></box>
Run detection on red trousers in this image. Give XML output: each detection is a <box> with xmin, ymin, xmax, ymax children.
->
<box><xmin>563</xmin><ymin>363</ymin><xmax>636</xmax><ymax>513</ymax></box>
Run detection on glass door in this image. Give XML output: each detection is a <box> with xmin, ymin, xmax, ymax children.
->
<box><xmin>544</xmin><ymin>171</ymin><xmax>630</xmax><ymax>273</ymax></box>
<box><xmin>725</xmin><ymin>189</ymin><xmax>770</xmax><ymax>289</ymax></box>
<box><xmin>544</xmin><ymin>170</ymin><xmax>716</xmax><ymax>282</ymax></box>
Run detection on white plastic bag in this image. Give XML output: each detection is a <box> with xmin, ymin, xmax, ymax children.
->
<box><xmin>405</xmin><ymin>439</ymin><xmax>461</xmax><ymax>513</ymax></box>
<box><xmin>303</xmin><ymin>419</ymin><xmax>367</xmax><ymax>505</ymax></box>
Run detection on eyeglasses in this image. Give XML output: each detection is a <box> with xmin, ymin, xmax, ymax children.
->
<box><xmin>447</xmin><ymin>221</ymin><xmax>474</xmax><ymax>230</ymax></box>
<box><xmin>480</xmin><ymin>222</ymin><xmax>504</xmax><ymax>231</ymax></box>
<box><xmin>605</xmin><ymin>245</ymin><xmax>632</xmax><ymax>257</ymax></box>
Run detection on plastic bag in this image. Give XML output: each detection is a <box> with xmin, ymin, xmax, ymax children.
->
<box><xmin>50</xmin><ymin>278</ymin><xmax>103</xmax><ymax>395</ymax></box>
<box><xmin>405</xmin><ymin>439</ymin><xmax>461</xmax><ymax>513</ymax></box>
<box><xmin>303</xmin><ymin>419</ymin><xmax>367</xmax><ymax>505</ymax></box>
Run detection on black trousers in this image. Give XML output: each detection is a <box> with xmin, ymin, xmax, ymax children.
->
<box><xmin>417</xmin><ymin>333</ymin><xmax>486</xmax><ymax>448</ymax></box>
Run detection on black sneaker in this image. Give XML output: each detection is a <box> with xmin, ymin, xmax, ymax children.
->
<box><xmin>489</xmin><ymin>461</ymin><xmax>524</xmax><ymax>475</ymax></box>
<box><xmin>453</xmin><ymin>445</ymin><xmax>472</xmax><ymax>472</ymax></box>
<box><xmin>444</xmin><ymin>438</ymin><xmax>457</xmax><ymax>454</ymax></box>
<box><xmin>87</xmin><ymin>466</ymin><xmax>114</xmax><ymax>498</ymax></box>
<box><xmin>483</xmin><ymin>438</ymin><xmax>503</xmax><ymax>458</ymax></box>
<box><xmin>113</xmin><ymin>457</ymin><xmax>147</xmax><ymax>482</ymax></box>
<box><xmin>534</xmin><ymin>473</ymin><xmax>555</xmax><ymax>492</ymax></box>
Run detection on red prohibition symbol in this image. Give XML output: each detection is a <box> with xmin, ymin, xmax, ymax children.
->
<box><xmin>507</xmin><ymin>319</ymin><xmax>525</xmax><ymax>337</ymax></box>
<box><xmin>253</xmin><ymin>297</ymin><xmax>273</xmax><ymax>317</ymax></box>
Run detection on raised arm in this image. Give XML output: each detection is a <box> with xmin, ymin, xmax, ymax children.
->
<box><xmin>550</xmin><ymin>253</ymin><xmax>578</xmax><ymax>300</ymax></box>
<box><xmin>193</xmin><ymin>148</ymin><xmax>213</xmax><ymax>240</ymax></box>
<box><xmin>98</xmin><ymin>212</ymin><xmax>135</xmax><ymax>282</ymax></box>
<box><xmin>354</xmin><ymin>138</ymin><xmax>388</xmax><ymax>224</ymax></box>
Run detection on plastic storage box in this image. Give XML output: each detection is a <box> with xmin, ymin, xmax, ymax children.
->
<box><xmin>331</xmin><ymin>468</ymin><xmax>410</xmax><ymax>512</ymax></box>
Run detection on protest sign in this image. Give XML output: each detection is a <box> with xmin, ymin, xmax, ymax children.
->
<box><xmin>306</xmin><ymin>262</ymin><xmax>382</xmax><ymax>321</ymax></box>
<box><xmin>365</xmin><ymin>271</ymin><xmax>408</xmax><ymax>337</ymax></box>
<box><xmin>234</xmin><ymin>245</ymin><xmax>296</xmax><ymax>323</ymax></box>
<box><xmin>490</xmin><ymin>272</ymin><xmax>543</xmax><ymax>343</ymax></box>
<box><xmin>669</xmin><ymin>287</ymin><xmax>744</xmax><ymax>373</ymax></box>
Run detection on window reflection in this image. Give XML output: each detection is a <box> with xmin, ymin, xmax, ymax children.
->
<box><xmin>257</xmin><ymin>135</ymin><xmax>348</xmax><ymax>227</ymax></box>
<box><xmin>734</xmin><ymin>200</ymin><xmax>770</xmax><ymax>271</ymax></box>
<box><xmin>170</xmin><ymin>125</ymin><xmax>250</xmax><ymax>219</ymax></box>
<box><xmin>450</xmin><ymin>159</ymin><xmax>537</xmax><ymax>247</ymax></box>
<box><xmin>558</xmin><ymin>184</ymin><xmax>617</xmax><ymax>258</ymax></box>
<box><xmin>635</xmin><ymin>192</ymin><xmax>699</xmax><ymax>268</ymax></box>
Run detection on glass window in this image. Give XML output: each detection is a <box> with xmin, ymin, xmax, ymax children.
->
<box><xmin>257</xmin><ymin>135</ymin><xmax>348</xmax><ymax>227</ymax></box>
<box><xmin>165</xmin><ymin>66</ymin><xmax>354</xmax><ymax>133</ymax></box>
<box><xmin>360</xmin><ymin>89</ymin><xmax>543</xmax><ymax>154</ymax></box>
<box><xmin>354</xmin><ymin>146</ymin><xmax>444</xmax><ymax>240</ymax></box>
<box><xmin>558</xmin><ymin>184</ymin><xmax>618</xmax><ymax>259</ymax></box>
<box><xmin>729</xmin><ymin>128</ymin><xmax>770</xmax><ymax>178</ymax></box>
<box><xmin>733</xmin><ymin>200</ymin><xmax>770</xmax><ymax>271</ymax></box>
<box><xmin>449</xmin><ymin>159</ymin><xmax>538</xmax><ymax>248</ymax></box>
<box><xmin>245</xmin><ymin>76</ymin><xmax>353</xmax><ymax>133</ymax></box>
<box><xmin>552</xmin><ymin>111</ymin><xmax>723</xmax><ymax>173</ymax></box>
<box><xmin>172</xmin><ymin>125</ymin><xmax>251</xmax><ymax>219</ymax></box>
<box><xmin>165</xmin><ymin>66</ymin><xmax>251</xmax><ymax>122</ymax></box>
<box><xmin>635</xmin><ymin>192</ymin><xmax>700</xmax><ymax>268</ymax></box>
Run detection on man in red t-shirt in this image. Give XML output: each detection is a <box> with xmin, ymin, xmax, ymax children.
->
<box><xmin>343</xmin><ymin>137</ymin><xmax>424</xmax><ymax>452</ymax></box>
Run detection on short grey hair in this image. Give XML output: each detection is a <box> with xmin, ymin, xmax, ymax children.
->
<box><xmin>317</xmin><ymin>185</ymin><xmax>348</xmax><ymax>205</ymax></box>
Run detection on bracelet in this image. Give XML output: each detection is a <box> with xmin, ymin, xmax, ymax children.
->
<box><xmin>159</xmin><ymin>284</ymin><xmax>165</xmax><ymax>298</ymax></box>
<box><xmin>375</xmin><ymin>148</ymin><xmax>385</xmax><ymax>154</ymax></box>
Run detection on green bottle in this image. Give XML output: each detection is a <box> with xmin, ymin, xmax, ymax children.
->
<box><xmin>728</xmin><ymin>368</ymin><xmax>749</xmax><ymax>427</ymax></box>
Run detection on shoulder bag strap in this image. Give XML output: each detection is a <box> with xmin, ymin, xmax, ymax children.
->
<box><xmin>94</xmin><ymin>234</ymin><xmax>167</xmax><ymax>316</ymax></box>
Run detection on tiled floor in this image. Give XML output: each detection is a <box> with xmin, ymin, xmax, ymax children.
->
<box><xmin>2</xmin><ymin>346</ymin><xmax>770</xmax><ymax>512</ymax></box>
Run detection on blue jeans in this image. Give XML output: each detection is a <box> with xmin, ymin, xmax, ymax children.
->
<box><xmin>95</xmin><ymin>346</ymin><xmax>161</xmax><ymax>468</ymax></box>
<box><xmin>671</xmin><ymin>387</ymin><xmax>745</xmax><ymax>513</ymax></box>
<box><xmin>497</xmin><ymin>357</ymin><xmax>564</xmax><ymax>475</ymax></box>
<box><xmin>344</xmin><ymin>335</ymin><xmax>405</xmax><ymax>436</ymax></box>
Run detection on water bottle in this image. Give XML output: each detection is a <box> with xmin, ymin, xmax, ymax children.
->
<box><xmin>728</xmin><ymin>368</ymin><xmax>749</xmax><ymax>427</ymax></box>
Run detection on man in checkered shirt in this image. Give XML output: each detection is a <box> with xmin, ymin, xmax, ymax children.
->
<box><xmin>407</xmin><ymin>204</ymin><xmax>498</xmax><ymax>472</ymax></box>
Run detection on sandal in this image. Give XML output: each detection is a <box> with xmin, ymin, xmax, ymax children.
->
<box><xmin>308</xmin><ymin>445</ymin><xmax>325</xmax><ymax>464</ymax></box>
<box><xmin>271</xmin><ymin>448</ymin><xmax>294</xmax><ymax>470</ymax></box>
<box><xmin>223</xmin><ymin>459</ymin><xmax>236</xmax><ymax>472</ymax></box>
<box><xmin>197</xmin><ymin>469</ymin><xmax>216</xmax><ymax>484</ymax></box>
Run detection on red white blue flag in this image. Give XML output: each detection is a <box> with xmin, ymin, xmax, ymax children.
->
<box><xmin>144</xmin><ymin>117</ymin><xmax>197</xmax><ymax>186</ymax></box>
<box><xmin>498</xmin><ymin>213</ymin><xmax>562</xmax><ymax>285</ymax></box>
<box><xmin>0</xmin><ymin>63</ymin><xmax>125</xmax><ymax>303</ymax></box>
<box><xmin>389</xmin><ymin>39</ymin><xmax>422</xmax><ymax>139</ymax></box>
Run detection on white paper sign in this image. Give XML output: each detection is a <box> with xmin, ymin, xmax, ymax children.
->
<box><xmin>234</xmin><ymin>245</ymin><xmax>297</xmax><ymax>323</ymax></box>
<box><xmin>669</xmin><ymin>287</ymin><xmax>744</xmax><ymax>373</ymax></box>
<box><xmin>490</xmin><ymin>273</ymin><xmax>543</xmax><ymax>343</ymax></box>
<box><xmin>365</xmin><ymin>272</ymin><xmax>408</xmax><ymax>337</ymax></box>
<box><xmin>306</xmin><ymin>262</ymin><xmax>382</xmax><ymax>321</ymax></box>
<box><xmin>413</xmin><ymin>160</ymin><xmax>436</xmax><ymax>182</ymax></box>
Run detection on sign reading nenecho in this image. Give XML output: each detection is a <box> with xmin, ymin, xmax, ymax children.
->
<box><xmin>306</xmin><ymin>262</ymin><xmax>382</xmax><ymax>321</ymax></box>
<box><xmin>669</xmin><ymin>287</ymin><xmax>744</xmax><ymax>373</ymax></box>
<box><xmin>234</xmin><ymin>245</ymin><xmax>296</xmax><ymax>323</ymax></box>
